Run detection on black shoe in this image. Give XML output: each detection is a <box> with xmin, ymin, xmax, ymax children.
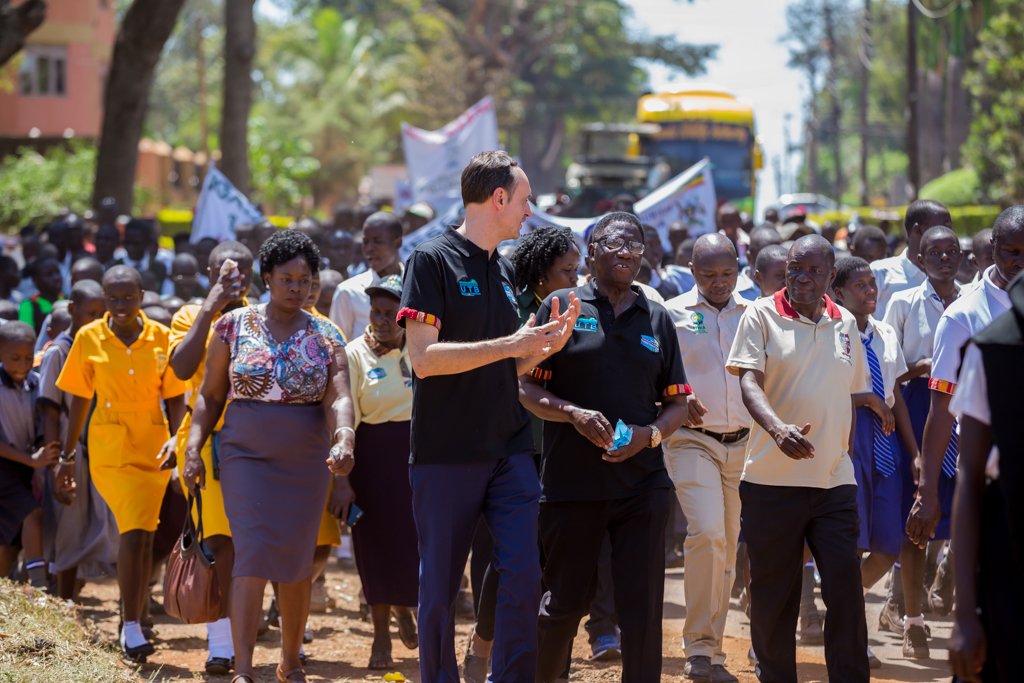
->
<box><xmin>205</xmin><ymin>656</ymin><xmax>235</xmax><ymax>675</ymax></box>
<box><xmin>266</xmin><ymin>596</ymin><xmax>280</xmax><ymax>629</ymax></box>
<box><xmin>928</xmin><ymin>555</ymin><xmax>954</xmax><ymax>616</ymax></box>
<box><xmin>799</xmin><ymin>606</ymin><xmax>824</xmax><ymax>645</ymax></box>
<box><xmin>684</xmin><ymin>655</ymin><xmax>713</xmax><ymax>683</ymax></box>
<box><xmin>711</xmin><ymin>664</ymin><xmax>739</xmax><ymax>683</ymax></box>
<box><xmin>119</xmin><ymin>630</ymin><xmax>155</xmax><ymax>663</ymax></box>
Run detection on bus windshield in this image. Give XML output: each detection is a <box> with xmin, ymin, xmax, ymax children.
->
<box><xmin>641</xmin><ymin>138</ymin><xmax>752</xmax><ymax>201</ymax></box>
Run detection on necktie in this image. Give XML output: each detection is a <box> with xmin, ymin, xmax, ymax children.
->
<box><xmin>863</xmin><ymin>331</ymin><xmax>896</xmax><ymax>477</ymax></box>
<box><xmin>942</xmin><ymin>422</ymin><xmax>958</xmax><ymax>478</ymax></box>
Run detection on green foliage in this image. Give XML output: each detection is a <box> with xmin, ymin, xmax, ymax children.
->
<box><xmin>919</xmin><ymin>167</ymin><xmax>981</xmax><ymax>206</ymax></box>
<box><xmin>963</xmin><ymin>0</ymin><xmax>1024</xmax><ymax>203</ymax></box>
<box><xmin>0</xmin><ymin>142</ymin><xmax>96</xmax><ymax>230</ymax></box>
<box><xmin>248</xmin><ymin>116</ymin><xmax>321</xmax><ymax>213</ymax></box>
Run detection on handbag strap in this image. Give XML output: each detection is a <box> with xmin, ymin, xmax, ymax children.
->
<box><xmin>185</xmin><ymin>487</ymin><xmax>206</xmax><ymax>543</ymax></box>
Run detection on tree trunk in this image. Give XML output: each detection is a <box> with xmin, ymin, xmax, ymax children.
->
<box><xmin>220</xmin><ymin>0</ymin><xmax>256</xmax><ymax>196</ymax></box>
<box><xmin>824</xmin><ymin>2</ymin><xmax>843</xmax><ymax>201</ymax></box>
<box><xmin>945</xmin><ymin>55</ymin><xmax>969</xmax><ymax>170</ymax></box>
<box><xmin>905</xmin><ymin>0</ymin><xmax>920</xmax><ymax>200</ymax></box>
<box><xmin>0</xmin><ymin>0</ymin><xmax>46</xmax><ymax>67</ymax></box>
<box><xmin>92</xmin><ymin>0</ymin><xmax>186</xmax><ymax>212</ymax></box>
<box><xmin>859</xmin><ymin>0</ymin><xmax>871</xmax><ymax>205</ymax></box>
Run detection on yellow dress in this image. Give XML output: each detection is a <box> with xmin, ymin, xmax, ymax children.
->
<box><xmin>170</xmin><ymin>303</ymin><xmax>235</xmax><ymax>538</ymax></box>
<box><xmin>57</xmin><ymin>312</ymin><xmax>187</xmax><ymax>533</ymax></box>
<box><xmin>310</xmin><ymin>307</ymin><xmax>342</xmax><ymax>547</ymax></box>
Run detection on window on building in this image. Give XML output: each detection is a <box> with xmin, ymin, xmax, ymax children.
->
<box><xmin>19</xmin><ymin>45</ymin><xmax>68</xmax><ymax>97</ymax></box>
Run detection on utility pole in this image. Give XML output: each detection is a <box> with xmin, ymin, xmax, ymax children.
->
<box><xmin>824</xmin><ymin>1</ymin><xmax>842</xmax><ymax>201</ymax></box>
<box><xmin>906</xmin><ymin>0</ymin><xmax>920</xmax><ymax>200</ymax></box>
<box><xmin>859</xmin><ymin>0</ymin><xmax>871</xmax><ymax>206</ymax></box>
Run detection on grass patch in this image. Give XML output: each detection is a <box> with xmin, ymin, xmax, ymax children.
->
<box><xmin>0</xmin><ymin>579</ymin><xmax>139</xmax><ymax>682</ymax></box>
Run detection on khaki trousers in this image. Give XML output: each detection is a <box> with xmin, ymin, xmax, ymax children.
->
<box><xmin>663</xmin><ymin>427</ymin><xmax>746</xmax><ymax>664</ymax></box>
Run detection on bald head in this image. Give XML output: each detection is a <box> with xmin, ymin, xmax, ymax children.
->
<box><xmin>691</xmin><ymin>232</ymin><xmax>738</xmax><ymax>267</ymax></box>
<box><xmin>789</xmin><ymin>234</ymin><xmax>836</xmax><ymax>267</ymax></box>
<box><xmin>919</xmin><ymin>225</ymin><xmax>958</xmax><ymax>255</ymax></box>
<box><xmin>70</xmin><ymin>279</ymin><xmax>104</xmax><ymax>305</ymax></box>
<box><xmin>747</xmin><ymin>225</ymin><xmax>782</xmax><ymax>266</ymax></box>
<box><xmin>0</xmin><ymin>320</ymin><xmax>35</xmax><ymax>347</ymax></box>
<box><xmin>102</xmin><ymin>264</ymin><xmax>142</xmax><ymax>289</ymax></box>
<box><xmin>209</xmin><ymin>239</ymin><xmax>253</xmax><ymax>270</ymax></box>
<box><xmin>993</xmin><ymin>205</ymin><xmax>1024</xmax><ymax>241</ymax></box>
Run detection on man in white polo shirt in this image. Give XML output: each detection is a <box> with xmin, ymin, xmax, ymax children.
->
<box><xmin>909</xmin><ymin>207</ymin><xmax>1024</xmax><ymax>550</ymax></box>
<box><xmin>727</xmin><ymin>235</ymin><xmax>870</xmax><ymax>683</ymax></box>
<box><xmin>329</xmin><ymin>211</ymin><xmax>404</xmax><ymax>341</ymax></box>
<box><xmin>871</xmin><ymin>200</ymin><xmax>952</xmax><ymax>317</ymax></box>
<box><xmin>664</xmin><ymin>233</ymin><xmax>748</xmax><ymax>683</ymax></box>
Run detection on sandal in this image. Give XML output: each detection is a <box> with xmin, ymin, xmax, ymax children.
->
<box><xmin>368</xmin><ymin>647</ymin><xmax>394</xmax><ymax>670</ymax></box>
<box><xmin>276</xmin><ymin>664</ymin><xmax>308</xmax><ymax>682</ymax></box>
<box><xmin>395</xmin><ymin>609</ymin><xmax>418</xmax><ymax>650</ymax></box>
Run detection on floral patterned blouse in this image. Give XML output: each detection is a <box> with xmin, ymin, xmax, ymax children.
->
<box><xmin>215</xmin><ymin>305</ymin><xmax>346</xmax><ymax>404</ymax></box>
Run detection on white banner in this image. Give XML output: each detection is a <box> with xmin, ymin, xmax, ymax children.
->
<box><xmin>399</xmin><ymin>159</ymin><xmax>716</xmax><ymax>259</ymax></box>
<box><xmin>401</xmin><ymin>97</ymin><xmax>500</xmax><ymax>208</ymax></box>
<box><xmin>190</xmin><ymin>164</ymin><xmax>264</xmax><ymax>244</ymax></box>
<box><xmin>635</xmin><ymin>157</ymin><xmax>717</xmax><ymax>247</ymax></box>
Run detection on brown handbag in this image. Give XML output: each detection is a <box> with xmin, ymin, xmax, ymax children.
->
<box><xmin>162</xmin><ymin>489</ymin><xmax>223</xmax><ymax>624</ymax></box>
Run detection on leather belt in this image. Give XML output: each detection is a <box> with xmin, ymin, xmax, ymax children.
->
<box><xmin>690</xmin><ymin>427</ymin><xmax>750</xmax><ymax>444</ymax></box>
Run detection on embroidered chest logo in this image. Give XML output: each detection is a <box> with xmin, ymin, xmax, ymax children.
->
<box><xmin>689</xmin><ymin>311</ymin><xmax>707</xmax><ymax>334</ymax></box>
<box><xmin>367</xmin><ymin>367</ymin><xmax>387</xmax><ymax>381</ymax></box>
<box><xmin>574</xmin><ymin>316</ymin><xmax>598</xmax><ymax>332</ymax></box>
<box><xmin>458</xmin><ymin>278</ymin><xmax>481</xmax><ymax>296</ymax></box>
<box><xmin>837</xmin><ymin>331</ymin><xmax>852</xmax><ymax>363</ymax></box>
<box><xmin>640</xmin><ymin>335</ymin><xmax>661</xmax><ymax>353</ymax></box>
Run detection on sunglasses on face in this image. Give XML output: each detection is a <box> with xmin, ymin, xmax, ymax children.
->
<box><xmin>596</xmin><ymin>236</ymin><xmax>645</xmax><ymax>256</ymax></box>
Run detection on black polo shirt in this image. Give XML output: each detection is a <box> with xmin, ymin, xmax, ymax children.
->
<box><xmin>398</xmin><ymin>228</ymin><xmax>532</xmax><ymax>465</ymax></box>
<box><xmin>532</xmin><ymin>281</ymin><xmax>689</xmax><ymax>502</ymax></box>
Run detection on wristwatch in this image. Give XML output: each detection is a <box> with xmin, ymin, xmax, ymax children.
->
<box><xmin>59</xmin><ymin>448</ymin><xmax>76</xmax><ymax>465</ymax></box>
<box><xmin>648</xmin><ymin>424</ymin><xmax>662</xmax><ymax>448</ymax></box>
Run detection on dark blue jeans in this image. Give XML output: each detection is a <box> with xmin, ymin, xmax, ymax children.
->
<box><xmin>411</xmin><ymin>454</ymin><xmax>541</xmax><ymax>683</ymax></box>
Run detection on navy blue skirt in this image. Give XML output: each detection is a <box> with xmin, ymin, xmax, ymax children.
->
<box><xmin>852</xmin><ymin>407</ymin><xmax>904</xmax><ymax>555</ymax></box>
<box><xmin>901</xmin><ymin>377</ymin><xmax>955</xmax><ymax>540</ymax></box>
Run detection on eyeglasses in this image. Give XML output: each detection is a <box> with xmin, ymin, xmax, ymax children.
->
<box><xmin>596</xmin><ymin>236</ymin><xmax>645</xmax><ymax>255</ymax></box>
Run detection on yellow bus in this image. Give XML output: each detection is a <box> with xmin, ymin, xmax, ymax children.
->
<box><xmin>633</xmin><ymin>88</ymin><xmax>763</xmax><ymax>214</ymax></box>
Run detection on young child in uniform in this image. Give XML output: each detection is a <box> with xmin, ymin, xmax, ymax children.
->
<box><xmin>753</xmin><ymin>244</ymin><xmax>788</xmax><ymax>298</ymax></box>
<box><xmin>19</xmin><ymin>257</ymin><xmax>65</xmax><ymax>334</ymax></box>
<box><xmin>0</xmin><ymin>321</ymin><xmax>60</xmax><ymax>588</ymax></box>
<box><xmin>881</xmin><ymin>225</ymin><xmax>962</xmax><ymax>658</ymax></box>
<box><xmin>832</xmin><ymin>256</ymin><xmax>919</xmax><ymax>667</ymax></box>
<box><xmin>42</xmin><ymin>280</ymin><xmax>117</xmax><ymax>600</ymax></box>
<box><xmin>56</xmin><ymin>266</ymin><xmax>187</xmax><ymax>661</ymax></box>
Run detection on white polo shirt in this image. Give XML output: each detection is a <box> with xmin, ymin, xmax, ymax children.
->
<box><xmin>329</xmin><ymin>264</ymin><xmax>404</xmax><ymax>342</ymax></box>
<box><xmin>861</xmin><ymin>317</ymin><xmax>909</xmax><ymax>407</ymax></box>
<box><xmin>666</xmin><ymin>287</ymin><xmax>750</xmax><ymax>433</ymax></box>
<box><xmin>930</xmin><ymin>266</ymin><xmax>1011</xmax><ymax>394</ymax></box>
<box><xmin>882</xmin><ymin>279</ymin><xmax>961</xmax><ymax>366</ymax></box>
<box><xmin>871</xmin><ymin>248</ymin><xmax>927</xmax><ymax>318</ymax></box>
<box><xmin>727</xmin><ymin>290</ymin><xmax>868</xmax><ymax>489</ymax></box>
<box><xmin>949</xmin><ymin>344</ymin><xmax>1001</xmax><ymax>479</ymax></box>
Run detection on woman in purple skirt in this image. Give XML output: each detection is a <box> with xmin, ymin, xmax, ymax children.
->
<box><xmin>335</xmin><ymin>273</ymin><xmax>419</xmax><ymax>670</ymax></box>
<box><xmin>182</xmin><ymin>230</ymin><xmax>355</xmax><ymax>683</ymax></box>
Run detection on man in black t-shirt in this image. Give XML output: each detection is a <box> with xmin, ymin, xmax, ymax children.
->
<box><xmin>399</xmin><ymin>151</ymin><xmax>579</xmax><ymax>683</ymax></box>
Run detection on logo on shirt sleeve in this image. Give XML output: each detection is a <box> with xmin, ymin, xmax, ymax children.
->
<box><xmin>502</xmin><ymin>282</ymin><xmax>519</xmax><ymax>312</ymax></box>
<box><xmin>458</xmin><ymin>278</ymin><xmax>481</xmax><ymax>296</ymax></box>
<box><xmin>574</xmin><ymin>316</ymin><xmax>598</xmax><ymax>332</ymax></box>
<box><xmin>837</xmin><ymin>331</ymin><xmax>853</xmax><ymax>363</ymax></box>
<box><xmin>640</xmin><ymin>335</ymin><xmax>661</xmax><ymax>353</ymax></box>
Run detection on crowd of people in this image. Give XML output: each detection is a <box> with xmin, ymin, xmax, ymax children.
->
<box><xmin>0</xmin><ymin>151</ymin><xmax>1021</xmax><ymax>683</ymax></box>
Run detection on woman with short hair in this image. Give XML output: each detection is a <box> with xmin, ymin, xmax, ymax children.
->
<box><xmin>183</xmin><ymin>229</ymin><xmax>355</xmax><ymax>683</ymax></box>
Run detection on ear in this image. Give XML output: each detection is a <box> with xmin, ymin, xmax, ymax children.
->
<box><xmin>915</xmin><ymin>252</ymin><xmax>925</xmax><ymax>268</ymax></box>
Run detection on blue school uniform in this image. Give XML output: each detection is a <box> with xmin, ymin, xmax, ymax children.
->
<box><xmin>0</xmin><ymin>365</ymin><xmax>40</xmax><ymax>546</ymax></box>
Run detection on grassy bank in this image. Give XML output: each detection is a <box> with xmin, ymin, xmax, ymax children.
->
<box><xmin>0</xmin><ymin>579</ymin><xmax>137</xmax><ymax>682</ymax></box>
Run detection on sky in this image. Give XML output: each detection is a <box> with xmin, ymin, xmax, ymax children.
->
<box><xmin>628</xmin><ymin>0</ymin><xmax>804</xmax><ymax>213</ymax></box>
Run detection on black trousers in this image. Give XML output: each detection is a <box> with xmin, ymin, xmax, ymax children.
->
<box><xmin>740</xmin><ymin>482</ymin><xmax>868</xmax><ymax>683</ymax></box>
<box><xmin>537</xmin><ymin>488</ymin><xmax>672</xmax><ymax>683</ymax></box>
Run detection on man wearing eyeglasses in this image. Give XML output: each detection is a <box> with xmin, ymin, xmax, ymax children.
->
<box><xmin>523</xmin><ymin>211</ymin><xmax>692</xmax><ymax>683</ymax></box>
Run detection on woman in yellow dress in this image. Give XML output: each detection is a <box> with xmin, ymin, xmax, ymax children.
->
<box><xmin>57</xmin><ymin>265</ymin><xmax>188</xmax><ymax>661</ymax></box>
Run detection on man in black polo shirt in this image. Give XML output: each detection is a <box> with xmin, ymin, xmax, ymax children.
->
<box><xmin>522</xmin><ymin>212</ymin><xmax>692</xmax><ymax>683</ymax></box>
<box><xmin>398</xmin><ymin>150</ymin><xmax>579</xmax><ymax>683</ymax></box>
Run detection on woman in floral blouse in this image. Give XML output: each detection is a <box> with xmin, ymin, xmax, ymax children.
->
<box><xmin>183</xmin><ymin>230</ymin><xmax>356</xmax><ymax>683</ymax></box>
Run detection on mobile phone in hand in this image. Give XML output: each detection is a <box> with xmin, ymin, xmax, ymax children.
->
<box><xmin>346</xmin><ymin>503</ymin><xmax>364</xmax><ymax>527</ymax></box>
